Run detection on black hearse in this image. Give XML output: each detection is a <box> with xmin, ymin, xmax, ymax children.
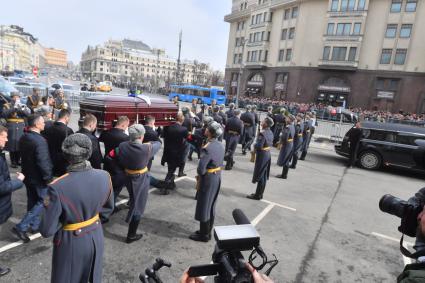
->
<box><xmin>335</xmin><ymin>121</ymin><xmax>425</xmax><ymax>171</ymax></box>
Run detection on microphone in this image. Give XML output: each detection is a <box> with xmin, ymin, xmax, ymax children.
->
<box><xmin>232</xmin><ymin>209</ymin><xmax>251</xmax><ymax>225</ymax></box>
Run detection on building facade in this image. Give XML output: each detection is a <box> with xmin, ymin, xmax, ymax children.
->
<box><xmin>224</xmin><ymin>0</ymin><xmax>425</xmax><ymax>113</ymax></box>
<box><xmin>0</xmin><ymin>25</ymin><xmax>44</xmax><ymax>72</ymax></box>
<box><xmin>44</xmin><ymin>48</ymin><xmax>67</xmax><ymax>68</ymax></box>
<box><xmin>80</xmin><ymin>39</ymin><xmax>212</xmax><ymax>87</ymax></box>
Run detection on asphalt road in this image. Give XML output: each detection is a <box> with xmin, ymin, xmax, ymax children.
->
<box><xmin>0</xmin><ymin>89</ymin><xmax>423</xmax><ymax>282</ymax></box>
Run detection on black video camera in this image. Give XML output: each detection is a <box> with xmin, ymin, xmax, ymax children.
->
<box><xmin>187</xmin><ymin>209</ymin><xmax>278</xmax><ymax>283</ymax></box>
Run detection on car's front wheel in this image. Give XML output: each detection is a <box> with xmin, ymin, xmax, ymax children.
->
<box><xmin>359</xmin><ymin>150</ymin><xmax>382</xmax><ymax>170</ymax></box>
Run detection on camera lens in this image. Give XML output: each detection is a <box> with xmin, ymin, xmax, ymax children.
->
<box><xmin>379</xmin><ymin>194</ymin><xmax>408</xmax><ymax>218</ymax></box>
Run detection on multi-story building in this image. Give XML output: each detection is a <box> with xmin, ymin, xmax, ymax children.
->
<box><xmin>224</xmin><ymin>0</ymin><xmax>425</xmax><ymax>113</ymax></box>
<box><xmin>80</xmin><ymin>39</ymin><xmax>212</xmax><ymax>87</ymax></box>
<box><xmin>44</xmin><ymin>48</ymin><xmax>67</xmax><ymax>68</ymax></box>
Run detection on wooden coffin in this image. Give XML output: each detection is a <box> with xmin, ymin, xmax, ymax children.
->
<box><xmin>79</xmin><ymin>95</ymin><xmax>178</xmax><ymax>131</ymax></box>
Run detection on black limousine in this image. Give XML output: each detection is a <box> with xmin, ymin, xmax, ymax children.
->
<box><xmin>335</xmin><ymin>121</ymin><xmax>425</xmax><ymax>171</ymax></box>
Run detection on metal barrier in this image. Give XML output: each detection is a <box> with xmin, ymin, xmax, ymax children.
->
<box><xmin>314</xmin><ymin>120</ymin><xmax>353</xmax><ymax>143</ymax></box>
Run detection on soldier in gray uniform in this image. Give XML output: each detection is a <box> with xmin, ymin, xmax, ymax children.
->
<box><xmin>276</xmin><ymin>115</ymin><xmax>295</xmax><ymax>179</ymax></box>
<box><xmin>116</xmin><ymin>124</ymin><xmax>161</xmax><ymax>243</ymax></box>
<box><xmin>240</xmin><ymin>105</ymin><xmax>256</xmax><ymax>155</ymax></box>
<box><xmin>225</xmin><ymin>103</ymin><xmax>236</xmax><ymax>119</ymax></box>
<box><xmin>247</xmin><ymin>117</ymin><xmax>274</xmax><ymax>200</ymax></box>
<box><xmin>40</xmin><ymin>134</ymin><xmax>114</xmax><ymax>283</ymax></box>
<box><xmin>2</xmin><ymin>92</ymin><xmax>31</xmax><ymax>168</ymax></box>
<box><xmin>190</xmin><ymin>121</ymin><xmax>224</xmax><ymax>242</ymax></box>
<box><xmin>224</xmin><ymin>109</ymin><xmax>243</xmax><ymax>170</ymax></box>
<box><xmin>300</xmin><ymin>114</ymin><xmax>312</xmax><ymax>161</ymax></box>
<box><xmin>290</xmin><ymin>115</ymin><xmax>304</xmax><ymax>169</ymax></box>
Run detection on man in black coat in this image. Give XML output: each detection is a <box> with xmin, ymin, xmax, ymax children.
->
<box><xmin>162</xmin><ymin>113</ymin><xmax>188</xmax><ymax>190</ymax></box>
<box><xmin>13</xmin><ymin>115</ymin><xmax>53</xmax><ymax>243</ymax></box>
<box><xmin>99</xmin><ymin>116</ymin><xmax>130</xmax><ymax>157</ymax></box>
<box><xmin>348</xmin><ymin>122</ymin><xmax>363</xmax><ymax>168</ymax></box>
<box><xmin>99</xmin><ymin>116</ymin><xmax>130</xmax><ymax>204</ymax></box>
<box><xmin>77</xmin><ymin>114</ymin><xmax>102</xmax><ymax>169</ymax></box>
<box><xmin>240</xmin><ymin>105</ymin><xmax>256</xmax><ymax>155</ymax></box>
<box><xmin>0</xmin><ymin>125</ymin><xmax>25</xmax><ymax>277</ymax></box>
<box><xmin>42</xmin><ymin>109</ymin><xmax>74</xmax><ymax>177</ymax></box>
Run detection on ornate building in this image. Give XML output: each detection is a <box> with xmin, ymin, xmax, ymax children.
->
<box><xmin>224</xmin><ymin>0</ymin><xmax>425</xmax><ymax>113</ymax></box>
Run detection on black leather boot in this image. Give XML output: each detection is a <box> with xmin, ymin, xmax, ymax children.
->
<box><xmin>0</xmin><ymin>266</ymin><xmax>10</xmax><ymax>277</ymax></box>
<box><xmin>164</xmin><ymin>173</ymin><xmax>176</xmax><ymax>190</ymax></box>
<box><xmin>126</xmin><ymin>218</ymin><xmax>143</xmax><ymax>244</ymax></box>
<box><xmin>290</xmin><ymin>154</ymin><xmax>298</xmax><ymax>169</ymax></box>
<box><xmin>189</xmin><ymin>221</ymin><xmax>210</xmax><ymax>242</ymax></box>
<box><xmin>178</xmin><ymin>164</ymin><xmax>187</xmax><ymax>177</ymax></box>
<box><xmin>300</xmin><ymin>151</ymin><xmax>307</xmax><ymax>160</ymax></box>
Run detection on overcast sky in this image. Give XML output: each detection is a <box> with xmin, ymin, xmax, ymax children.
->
<box><xmin>2</xmin><ymin>0</ymin><xmax>231</xmax><ymax>70</ymax></box>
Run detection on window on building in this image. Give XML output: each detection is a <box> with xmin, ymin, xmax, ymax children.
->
<box><xmin>264</xmin><ymin>50</ymin><xmax>268</xmax><ymax>62</ymax></box>
<box><xmin>323</xmin><ymin>46</ymin><xmax>331</xmax><ymax>60</ymax></box>
<box><xmin>247</xmin><ymin>51</ymin><xmax>251</xmax><ymax>61</ymax></box>
<box><xmin>348</xmin><ymin>47</ymin><xmax>357</xmax><ymax>61</ymax></box>
<box><xmin>284</xmin><ymin>9</ymin><xmax>290</xmax><ymax>20</ymax></box>
<box><xmin>348</xmin><ymin>0</ymin><xmax>355</xmax><ymax>11</ymax></box>
<box><xmin>394</xmin><ymin>49</ymin><xmax>407</xmax><ymax>65</ymax></box>
<box><xmin>406</xmin><ymin>0</ymin><xmax>417</xmax><ymax>12</ymax></box>
<box><xmin>400</xmin><ymin>24</ymin><xmax>412</xmax><ymax>38</ymax></box>
<box><xmin>331</xmin><ymin>0</ymin><xmax>339</xmax><ymax>11</ymax></box>
<box><xmin>288</xmin><ymin>27</ymin><xmax>295</xmax><ymax>39</ymax></box>
<box><xmin>385</xmin><ymin>24</ymin><xmax>397</xmax><ymax>38</ymax></box>
<box><xmin>327</xmin><ymin>23</ymin><xmax>335</xmax><ymax>35</ymax></box>
<box><xmin>235</xmin><ymin>38</ymin><xmax>239</xmax><ymax>47</ymax></box>
<box><xmin>258</xmin><ymin>50</ymin><xmax>263</xmax><ymax>61</ymax></box>
<box><xmin>285</xmin><ymin>49</ymin><xmax>292</xmax><ymax>61</ymax></box>
<box><xmin>251</xmin><ymin>15</ymin><xmax>255</xmax><ymax>25</ymax></box>
<box><xmin>340</xmin><ymin>0</ymin><xmax>348</xmax><ymax>11</ymax></box>
<box><xmin>357</xmin><ymin>0</ymin><xmax>366</xmax><ymax>10</ymax></box>
<box><xmin>281</xmin><ymin>29</ymin><xmax>287</xmax><ymax>40</ymax></box>
<box><xmin>353</xmin><ymin>23</ymin><xmax>361</xmax><ymax>35</ymax></box>
<box><xmin>336</xmin><ymin>23</ymin><xmax>351</xmax><ymax>35</ymax></box>
<box><xmin>391</xmin><ymin>0</ymin><xmax>402</xmax><ymax>13</ymax></box>
<box><xmin>256</xmin><ymin>14</ymin><xmax>262</xmax><ymax>24</ymax></box>
<box><xmin>233</xmin><ymin>54</ymin><xmax>239</xmax><ymax>64</ymax></box>
<box><xmin>380</xmin><ymin>49</ymin><xmax>392</xmax><ymax>64</ymax></box>
<box><xmin>292</xmin><ymin>7</ymin><xmax>299</xmax><ymax>18</ymax></box>
<box><xmin>263</xmin><ymin>12</ymin><xmax>268</xmax><ymax>22</ymax></box>
<box><xmin>278</xmin><ymin>49</ymin><xmax>285</xmax><ymax>61</ymax></box>
<box><xmin>332</xmin><ymin>47</ymin><xmax>347</xmax><ymax>61</ymax></box>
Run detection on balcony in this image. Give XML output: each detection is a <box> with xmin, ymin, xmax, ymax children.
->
<box><xmin>249</xmin><ymin>21</ymin><xmax>272</xmax><ymax>30</ymax></box>
<box><xmin>245</xmin><ymin>61</ymin><xmax>269</xmax><ymax>69</ymax></box>
<box><xmin>328</xmin><ymin>10</ymin><xmax>367</xmax><ymax>18</ymax></box>
<box><xmin>224</xmin><ymin>8</ymin><xmax>252</xmax><ymax>22</ymax></box>
<box><xmin>270</xmin><ymin>0</ymin><xmax>298</xmax><ymax>10</ymax></box>
<box><xmin>323</xmin><ymin>34</ymin><xmax>362</xmax><ymax>42</ymax></box>
<box><xmin>246</xmin><ymin>40</ymin><xmax>270</xmax><ymax>48</ymax></box>
<box><xmin>318</xmin><ymin>59</ymin><xmax>358</xmax><ymax>71</ymax></box>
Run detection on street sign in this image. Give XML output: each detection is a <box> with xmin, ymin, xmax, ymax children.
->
<box><xmin>33</xmin><ymin>67</ymin><xmax>38</xmax><ymax>76</ymax></box>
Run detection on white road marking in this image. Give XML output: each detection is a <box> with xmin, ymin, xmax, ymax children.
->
<box><xmin>251</xmin><ymin>203</ymin><xmax>275</xmax><ymax>226</ymax></box>
<box><xmin>0</xmin><ymin>177</ymin><xmax>190</xmax><ymax>254</ymax></box>
<box><xmin>260</xmin><ymin>199</ymin><xmax>296</xmax><ymax>211</ymax></box>
<box><xmin>371</xmin><ymin>232</ymin><xmax>413</xmax><ymax>265</ymax></box>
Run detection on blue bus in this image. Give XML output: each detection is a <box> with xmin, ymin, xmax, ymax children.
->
<box><xmin>168</xmin><ymin>85</ymin><xmax>226</xmax><ymax>105</ymax></box>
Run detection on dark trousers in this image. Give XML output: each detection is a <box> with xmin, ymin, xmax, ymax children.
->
<box><xmin>17</xmin><ymin>184</ymin><xmax>47</xmax><ymax>232</ymax></box>
<box><xmin>255</xmin><ymin>173</ymin><xmax>267</xmax><ymax>198</ymax></box>
<box><xmin>9</xmin><ymin>151</ymin><xmax>20</xmax><ymax>166</ymax></box>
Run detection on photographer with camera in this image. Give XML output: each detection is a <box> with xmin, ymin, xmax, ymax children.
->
<box><xmin>179</xmin><ymin>263</ymin><xmax>275</xmax><ymax>283</ymax></box>
<box><xmin>380</xmin><ymin>140</ymin><xmax>425</xmax><ymax>282</ymax></box>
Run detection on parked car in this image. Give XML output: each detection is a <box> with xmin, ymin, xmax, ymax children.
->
<box><xmin>97</xmin><ymin>82</ymin><xmax>112</xmax><ymax>92</ymax></box>
<box><xmin>335</xmin><ymin>121</ymin><xmax>425</xmax><ymax>172</ymax></box>
<box><xmin>30</xmin><ymin>82</ymin><xmax>47</xmax><ymax>89</ymax></box>
<box><xmin>15</xmin><ymin>81</ymin><xmax>31</xmax><ymax>87</ymax></box>
<box><xmin>50</xmin><ymin>83</ymin><xmax>76</xmax><ymax>95</ymax></box>
<box><xmin>6</xmin><ymin>77</ymin><xmax>24</xmax><ymax>85</ymax></box>
<box><xmin>0</xmin><ymin>76</ymin><xmax>18</xmax><ymax>97</ymax></box>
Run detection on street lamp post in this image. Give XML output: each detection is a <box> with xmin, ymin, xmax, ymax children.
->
<box><xmin>235</xmin><ymin>39</ymin><xmax>248</xmax><ymax>109</ymax></box>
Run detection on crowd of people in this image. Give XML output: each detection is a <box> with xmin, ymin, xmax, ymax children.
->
<box><xmin>236</xmin><ymin>97</ymin><xmax>425</xmax><ymax>126</ymax></box>
<box><xmin>0</xmin><ymin>89</ymin><xmax>287</xmax><ymax>282</ymax></box>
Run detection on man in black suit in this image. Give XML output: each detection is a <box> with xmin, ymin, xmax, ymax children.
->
<box><xmin>162</xmin><ymin>113</ymin><xmax>188</xmax><ymax>190</ymax></box>
<box><xmin>99</xmin><ymin>116</ymin><xmax>130</xmax><ymax>205</ymax></box>
<box><xmin>13</xmin><ymin>114</ymin><xmax>53</xmax><ymax>242</ymax></box>
<box><xmin>42</xmin><ymin>109</ymin><xmax>74</xmax><ymax>177</ymax></box>
<box><xmin>77</xmin><ymin>114</ymin><xmax>102</xmax><ymax>169</ymax></box>
<box><xmin>99</xmin><ymin>116</ymin><xmax>130</xmax><ymax>157</ymax></box>
<box><xmin>143</xmin><ymin>115</ymin><xmax>167</xmax><ymax>193</ymax></box>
